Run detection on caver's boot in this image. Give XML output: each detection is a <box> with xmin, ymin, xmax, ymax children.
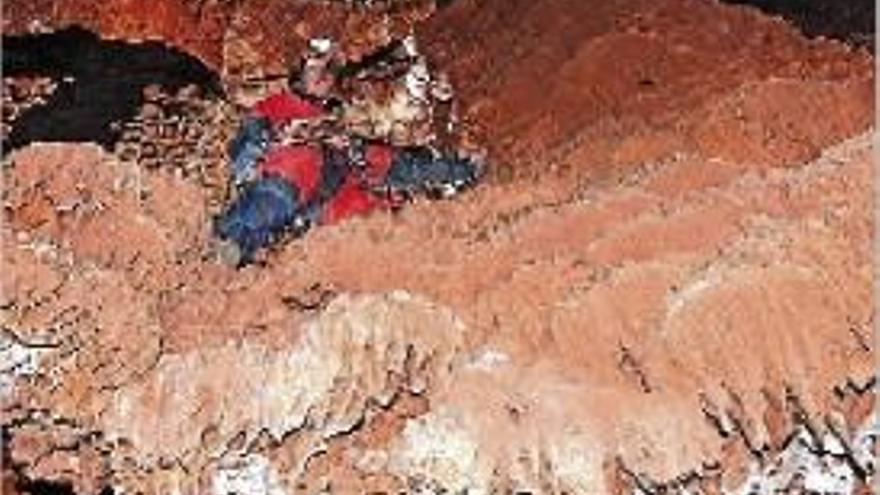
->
<box><xmin>212</xmin><ymin>237</ymin><xmax>243</xmax><ymax>267</ymax></box>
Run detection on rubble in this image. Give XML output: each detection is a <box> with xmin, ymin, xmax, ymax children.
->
<box><xmin>113</xmin><ymin>84</ymin><xmax>236</xmax><ymax>207</ymax></box>
<box><xmin>1</xmin><ymin>76</ymin><xmax>58</xmax><ymax>142</ymax></box>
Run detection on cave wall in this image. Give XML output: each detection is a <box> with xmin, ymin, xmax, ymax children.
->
<box><xmin>4</xmin><ymin>0</ymin><xmax>872</xmax><ymax>182</ymax></box>
<box><xmin>415</xmin><ymin>0</ymin><xmax>873</xmax><ymax>182</ymax></box>
<box><xmin>1</xmin><ymin>1</ymin><xmax>875</xmax><ymax>493</ymax></box>
<box><xmin>2</xmin><ymin>0</ymin><xmax>436</xmax><ymax>84</ymax></box>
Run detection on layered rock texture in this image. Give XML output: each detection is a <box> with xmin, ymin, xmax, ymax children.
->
<box><xmin>1</xmin><ymin>0</ymin><xmax>875</xmax><ymax>493</ymax></box>
<box><xmin>2</xmin><ymin>0</ymin><xmax>436</xmax><ymax>105</ymax></box>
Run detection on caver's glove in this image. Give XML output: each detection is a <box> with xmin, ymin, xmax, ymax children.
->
<box><xmin>228</xmin><ymin>115</ymin><xmax>272</xmax><ymax>187</ymax></box>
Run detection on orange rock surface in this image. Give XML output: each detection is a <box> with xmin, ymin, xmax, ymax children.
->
<box><xmin>1</xmin><ymin>0</ymin><xmax>874</xmax><ymax>493</ymax></box>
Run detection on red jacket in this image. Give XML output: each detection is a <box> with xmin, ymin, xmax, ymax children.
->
<box><xmin>253</xmin><ymin>91</ymin><xmax>325</xmax><ymax>125</ymax></box>
<box><xmin>251</xmin><ymin>91</ymin><xmax>396</xmax><ymax>225</ymax></box>
<box><xmin>321</xmin><ymin>144</ymin><xmax>398</xmax><ymax>225</ymax></box>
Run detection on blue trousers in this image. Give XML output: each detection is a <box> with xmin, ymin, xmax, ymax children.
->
<box><xmin>215</xmin><ymin>176</ymin><xmax>302</xmax><ymax>263</ymax></box>
<box><xmin>228</xmin><ymin>115</ymin><xmax>271</xmax><ymax>186</ymax></box>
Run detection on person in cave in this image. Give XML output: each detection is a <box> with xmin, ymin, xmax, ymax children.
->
<box><xmin>213</xmin><ymin>38</ymin><xmax>482</xmax><ymax>267</ymax></box>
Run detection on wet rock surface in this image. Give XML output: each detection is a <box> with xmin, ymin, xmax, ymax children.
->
<box><xmin>1</xmin><ymin>0</ymin><xmax>876</xmax><ymax>493</ymax></box>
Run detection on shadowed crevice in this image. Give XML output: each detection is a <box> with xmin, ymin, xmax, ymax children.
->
<box><xmin>722</xmin><ymin>0</ymin><xmax>874</xmax><ymax>48</ymax></box>
<box><xmin>2</xmin><ymin>25</ymin><xmax>223</xmax><ymax>154</ymax></box>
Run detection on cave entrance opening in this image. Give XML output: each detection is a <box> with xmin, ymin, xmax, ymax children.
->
<box><xmin>2</xmin><ymin>25</ymin><xmax>223</xmax><ymax>154</ymax></box>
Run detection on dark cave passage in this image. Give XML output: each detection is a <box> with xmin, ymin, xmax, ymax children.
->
<box><xmin>14</xmin><ymin>479</ymin><xmax>78</xmax><ymax>495</ymax></box>
<box><xmin>10</xmin><ymin>477</ymin><xmax>115</xmax><ymax>495</ymax></box>
<box><xmin>2</xmin><ymin>26</ymin><xmax>223</xmax><ymax>154</ymax></box>
<box><xmin>722</xmin><ymin>0</ymin><xmax>874</xmax><ymax>48</ymax></box>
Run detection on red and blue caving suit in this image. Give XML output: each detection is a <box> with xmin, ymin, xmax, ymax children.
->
<box><xmin>215</xmin><ymin>90</ymin><xmax>479</xmax><ymax>264</ymax></box>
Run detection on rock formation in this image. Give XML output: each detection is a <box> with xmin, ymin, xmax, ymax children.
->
<box><xmin>1</xmin><ymin>0</ymin><xmax>875</xmax><ymax>493</ymax></box>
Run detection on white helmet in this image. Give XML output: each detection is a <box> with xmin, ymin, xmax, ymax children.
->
<box><xmin>401</xmin><ymin>34</ymin><xmax>419</xmax><ymax>57</ymax></box>
<box><xmin>308</xmin><ymin>37</ymin><xmax>335</xmax><ymax>55</ymax></box>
